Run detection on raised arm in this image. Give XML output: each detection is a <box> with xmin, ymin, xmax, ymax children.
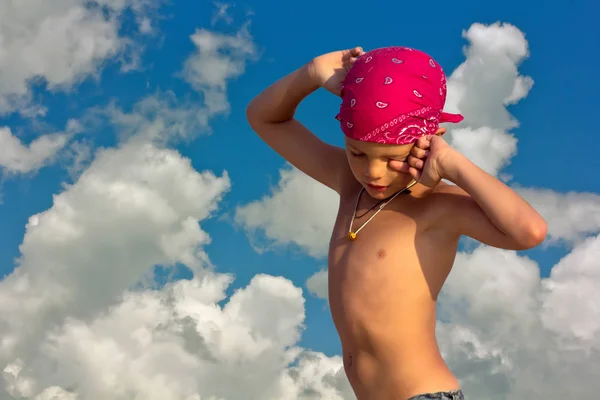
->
<box><xmin>246</xmin><ymin>47</ymin><xmax>364</xmax><ymax>193</ymax></box>
<box><xmin>390</xmin><ymin>134</ymin><xmax>548</xmax><ymax>250</ymax></box>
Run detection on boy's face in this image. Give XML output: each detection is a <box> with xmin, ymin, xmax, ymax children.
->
<box><xmin>344</xmin><ymin>137</ymin><xmax>414</xmax><ymax>199</ymax></box>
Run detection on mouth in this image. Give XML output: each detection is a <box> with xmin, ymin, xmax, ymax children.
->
<box><xmin>365</xmin><ymin>183</ymin><xmax>389</xmax><ymax>192</ymax></box>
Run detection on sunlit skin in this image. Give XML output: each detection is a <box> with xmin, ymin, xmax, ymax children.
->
<box><xmin>344</xmin><ymin>128</ymin><xmax>447</xmax><ymax>200</ymax></box>
<box><xmin>246</xmin><ymin>46</ymin><xmax>548</xmax><ymax>399</ymax></box>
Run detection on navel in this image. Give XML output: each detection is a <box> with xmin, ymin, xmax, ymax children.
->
<box><xmin>377</xmin><ymin>249</ymin><xmax>386</xmax><ymax>259</ymax></box>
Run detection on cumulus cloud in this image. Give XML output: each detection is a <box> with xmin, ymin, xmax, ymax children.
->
<box><xmin>0</xmin><ymin>134</ymin><xmax>355</xmax><ymax>398</ymax></box>
<box><xmin>437</xmin><ymin>236</ymin><xmax>600</xmax><ymax>399</ymax></box>
<box><xmin>96</xmin><ymin>25</ymin><xmax>257</xmax><ymax>145</ymax></box>
<box><xmin>101</xmin><ymin>92</ymin><xmax>211</xmax><ymax>145</ymax></box>
<box><xmin>306</xmin><ymin>269</ymin><xmax>328</xmax><ymax>300</ymax></box>
<box><xmin>443</xmin><ymin>22</ymin><xmax>533</xmax><ymax>176</ymax></box>
<box><xmin>0</xmin><ymin>119</ymin><xmax>82</xmax><ymax>175</ymax></box>
<box><xmin>0</xmin><ymin>0</ymin><xmax>160</xmax><ymax>117</ymax></box>
<box><xmin>235</xmin><ymin>167</ymin><xmax>338</xmax><ymax>258</ymax></box>
<box><xmin>182</xmin><ymin>25</ymin><xmax>257</xmax><ymax>116</ymax></box>
<box><xmin>211</xmin><ymin>1</ymin><xmax>234</xmax><ymax>26</ymax></box>
<box><xmin>1</xmin><ymin>264</ymin><xmax>353</xmax><ymax>399</ymax></box>
<box><xmin>517</xmin><ymin>186</ymin><xmax>600</xmax><ymax>245</ymax></box>
<box><xmin>0</xmin><ymin>141</ymin><xmax>230</xmax><ymax>367</ymax></box>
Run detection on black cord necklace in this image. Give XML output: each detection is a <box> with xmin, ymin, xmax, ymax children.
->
<box><xmin>348</xmin><ymin>180</ymin><xmax>418</xmax><ymax>241</ymax></box>
<box><xmin>354</xmin><ymin>187</ymin><xmax>412</xmax><ymax>219</ymax></box>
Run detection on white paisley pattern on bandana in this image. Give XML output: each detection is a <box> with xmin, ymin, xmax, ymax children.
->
<box><xmin>335</xmin><ymin>46</ymin><xmax>463</xmax><ymax>145</ymax></box>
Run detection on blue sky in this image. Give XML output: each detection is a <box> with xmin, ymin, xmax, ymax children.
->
<box><xmin>0</xmin><ymin>0</ymin><xmax>599</xmax><ymax>398</ymax></box>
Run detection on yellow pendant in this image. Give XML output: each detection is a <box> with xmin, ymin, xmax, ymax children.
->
<box><xmin>348</xmin><ymin>232</ymin><xmax>357</xmax><ymax>241</ymax></box>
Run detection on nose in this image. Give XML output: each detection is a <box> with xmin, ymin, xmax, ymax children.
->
<box><xmin>364</xmin><ymin>159</ymin><xmax>387</xmax><ymax>181</ymax></box>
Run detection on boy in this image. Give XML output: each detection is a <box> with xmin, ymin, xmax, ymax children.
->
<box><xmin>246</xmin><ymin>46</ymin><xmax>547</xmax><ymax>400</ymax></box>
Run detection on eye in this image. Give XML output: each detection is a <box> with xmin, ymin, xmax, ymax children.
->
<box><xmin>350</xmin><ymin>151</ymin><xmax>364</xmax><ymax>157</ymax></box>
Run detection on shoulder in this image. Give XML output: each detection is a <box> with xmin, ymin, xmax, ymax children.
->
<box><xmin>421</xmin><ymin>182</ymin><xmax>476</xmax><ymax>230</ymax></box>
<box><xmin>430</xmin><ymin>182</ymin><xmax>470</xmax><ymax>200</ymax></box>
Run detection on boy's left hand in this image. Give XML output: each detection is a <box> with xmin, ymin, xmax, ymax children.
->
<box><xmin>388</xmin><ymin>131</ymin><xmax>456</xmax><ymax>187</ymax></box>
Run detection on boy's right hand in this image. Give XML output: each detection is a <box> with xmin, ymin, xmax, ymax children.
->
<box><xmin>308</xmin><ymin>47</ymin><xmax>365</xmax><ymax>96</ymax></box>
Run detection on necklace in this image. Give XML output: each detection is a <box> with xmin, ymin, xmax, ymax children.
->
<box><xmin>347</xmin><ymin>180</ymin><xmax>417</xmax><ymax>241</ymax></box>
<box><xmin>354</xmin><ymin>196</ymin><xmax>388</xmax><ymax>219</ymax></box>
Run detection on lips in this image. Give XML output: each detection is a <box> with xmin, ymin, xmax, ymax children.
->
<box><xmin>366</xmin><ymin>183</ymin><xmax>388</xmax><ymax>191</ymax></box>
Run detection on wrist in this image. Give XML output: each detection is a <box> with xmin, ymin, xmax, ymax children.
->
<box><xmin>305</xmin><ymin>60</ymin><xmax>323</xmax><ymax>88</ymax></box>
<box><xmin>438</xmin><ymin>148</ymin><xmax>467</xmax><ymax>183</ymax></box>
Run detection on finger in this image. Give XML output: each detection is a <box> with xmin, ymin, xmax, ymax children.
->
<box><xmin>408</xmin><ymin>166</ymin><xmax>421</xmax><ymax>181</ymax></box>
<box><xmin>415</xmin><ymin>135</ymin><xmax>432</xmax><ymax>149</ymax></box>
<box><xmin>410</xmin><ymin>146</ymin><xmax>429</xmax><ymax>159</ymax></box>
<box><xmin>351</xmin><ymin>46</ymin><xmax>363</xmax><ymax>56</ymax></box>
<box><xmin>407</xmin><ymin>155</ymin><xmax>424</xmax><ymax>169</ymax></box>
<box><xmin>388</xmin><ymin>160</ymin><xmax>410</xmax><ymax>173</ymax></box>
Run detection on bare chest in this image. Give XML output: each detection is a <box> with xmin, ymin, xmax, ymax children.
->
<box><xmin>328</xmin><ymin>200</ymin><xmax>423</xmax><ymax>295</ymax></box>
<box><xmin>326</xmin><ymin>192</ymin><xmax>457</xmax><ymax>325</ymax></box>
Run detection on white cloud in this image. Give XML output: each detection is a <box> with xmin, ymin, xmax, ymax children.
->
<box><xmin>211</xmin><ymin>1</ymin><xmax>234</xmax><ymax>26</ymax></box>
<box><xmin>102</xmin><ymin>92</ymin><xmax>211</xmax><ymax>145</ymax></box>
<box><xmin>96</xmin><ymin>25</ymin><xmax>257</xmax><ymax>146</ymax></box>
<box><xmin>0</xmin><ymin>132</ymin><xmax>337</xmax><ymax>399</ymax></box>
<box><xmin>182</xmin><ymin>25</ymin><xmax>257</xmax><ymax>116</ymax></box>
<box><xmin>517</xmin><ymin>187</ymin><xmax>600</xmax><ymax>245</ymax></box>
<box><xmin>0</xmin><ymin>140</ymin><xmax>231</xmax><ymax>368</ymax></box>
<box><xmin>235</xmin><ymin>167</ymin><xmax>338</xmax><ymax>258</ymax></box>
<box><xmin>540</xmin><ymin>235</ymin><xmax>600</xmax><ymax>343</ymax></box>
<box><xmin>0</xmin><ymin>0</ymin><xmax>160</xmax><ymax>116</ymax></box>
<box><xmin>63</xmin><ymin>139</ymin><xmax>94</xmax><ymax>181</ymax></box>
<box><xmin>306</xmin><ymin>269</ymin><xmax>328</xmax><ymax>300</ymax></box>
<box><xmin>444</xmin><ymin>22</ymin><xmax>533</xmax><ymax>176</ymax></box>
<box><xmin>1</xmin><ymin>269</ymin><xmax>353</xmax><ymax>399</ymax></box>
<box><xmin>446</xmin><ymin>126</ymin><xmax>517</xmax><ymax>178</ymax></box>
<box><xmin>0</xmin><ymin>119</ymin><xmax>81</xmax><ymax>175</ymax></box>
<box><xmin>0</xmin><ymin>135</ymin><xmax>353</xmax><ymax>397</ymax></box>
<box><xmin>437</xmin><ymin>236</ymin><xmax>600</xmax><ymax>399</ymax></box>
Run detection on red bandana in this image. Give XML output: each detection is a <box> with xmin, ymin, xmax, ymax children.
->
<box><xmin>335</xmin><ymin>46</ymin><xmax>463</xmax><ymax>145</ymax></box>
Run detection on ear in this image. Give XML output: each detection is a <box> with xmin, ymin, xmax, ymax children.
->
<box><xmin>435</xmin><ymin>127</ymin><xmax>447</xmax><ymax>137</ymax></box>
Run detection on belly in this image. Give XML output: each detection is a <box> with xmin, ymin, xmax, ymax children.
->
<box><xmin>328</xmin><ymin>258</ymin><xmax>439</xmax><ymax>357</ymax></box>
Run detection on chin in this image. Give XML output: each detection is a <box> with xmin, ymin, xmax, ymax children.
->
<box><xmin>363</xmin><ymin>183</ymin><xmax>392</xmax><ymax>197</ymax></box>
<box><xmin>363</xmin><ymin>179</ymin><xmax>413</xmax><ymax>198</ymax></box>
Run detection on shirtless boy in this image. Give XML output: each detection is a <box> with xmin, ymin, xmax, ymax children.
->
<box><xmin>246</xmin><ymin>46</ymin><xmax>547</xmax><ymax>400</ymax></box>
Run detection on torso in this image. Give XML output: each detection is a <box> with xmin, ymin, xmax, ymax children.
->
<box><xmin>328</xmin><ymin>175</ymin><xmax>461</xmax><ymax>400</ymax></box>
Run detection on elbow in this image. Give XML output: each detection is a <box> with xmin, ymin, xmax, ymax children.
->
<box><xmin>246</xmin><ymin>101</ymin><xmax>267</xmax><ymax>134</ymax></box>
<box><xmin>246</xmin><ymin>98</ymin><xmax>274</xmax><ymax>130</ymax></box>
<box><xmin>246</xmin><ymin>98</ymin><xmax>260</xmax><ymax>125</ymax></box>
<box><xmin>519</xmin><ymin>218</ymin><xmax>548</xmax><ymax>249</ymax></box>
